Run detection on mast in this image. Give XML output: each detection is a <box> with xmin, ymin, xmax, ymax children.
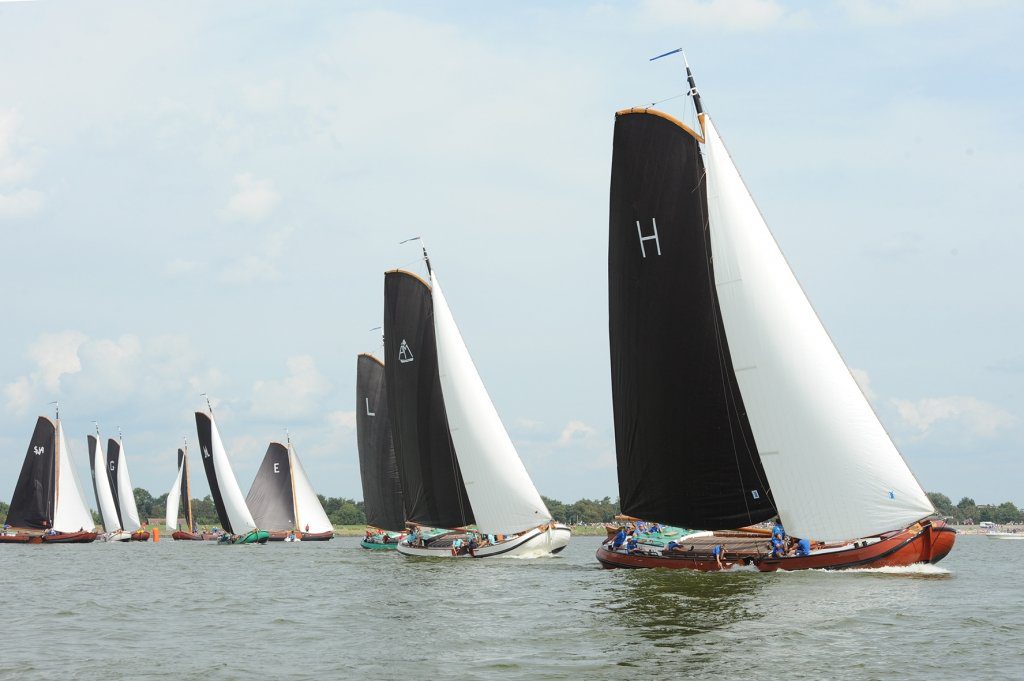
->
<box><xmin>287</xmin><ymin>430</ymin><xmax>300</xmax><ymax>531</ymax></box>
<box><xmin>183</xmin><ymin>438</ymin><xmax>193</xmax><ymax>532</ymax></box>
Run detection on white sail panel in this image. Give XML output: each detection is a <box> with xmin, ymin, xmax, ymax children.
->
<box><xmin>209</xmin><ymin>416</ymin><xmax>257</xmax><ymax>533</ymax></box>
<box><xmin>90</xmin><ymin>437</ymin><xmax>121</xmax><ymax>531</ymax></box>
<box><xmin>430</xmin><ymin>271</ymin><xmax>551</xmax><ymax>535</ymax></box>
<box><xmin>702</xmin><ymin>116</ymin><xmax>934</xmax><ymax>541</ymax></box>
<box><xmin>166</xmin><ymin>459</ymin><xmax>184</xmax><ymax>530</ymax></box>
<box><xmin>115</xmin><ymin>441</ymin><xmax>142</xmax><ymax>532</ymax></box>
<box><xmin>53</xmin><ymin>422</ymin><xmax>97</xmax><ymax>533</ymax></box>
<box><xmin>289</xmin><ymin>445</ymin><xmax>332</xmax><ymax>533</ymax></box>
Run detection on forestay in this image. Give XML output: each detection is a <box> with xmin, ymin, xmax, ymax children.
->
<box><xmin>289</xmin><ymin>444</ymin><xmax>333</xmax><ymax>533</ymax></box>
<box><xmin>195</xmin><ymin>412</ymin><xmax>257</xmax><ymax>535</ymax></box>
<box><xmin>702</xmin><ymin>115</ymin><xmax>934</xmax><ymax>541</ymax></box>
<box><xmin>53</xmin><ymin>421</ymin><xmax>96</xmax><ymax>533</ymax></box>
<box><xmin>89</xmin><ymin>434</ymin><xmax>121</xmax><ymax>531</ymax></box>
<box><xmin>430</xmin><ymin>271</ymin><xmax>551</xmax><ymax>535</ymax></box>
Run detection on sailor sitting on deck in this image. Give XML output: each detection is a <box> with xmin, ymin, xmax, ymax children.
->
<box><xmin>612</xmin><ymin>528</ymin><xmax>627</xmax><ymax>549</ymax></box>
<box><xmin>650</xmin><ymin>523</ymin><xmax>662</xmax><ymax>534</ymax></box>
<box><xmin>625</xmin><ymin>536</ymin><xmax>640</xmax><ymax>554</ymax></box>
<box><xmin>451</xmin><ymin>537</ymin><xmax>464</xmax><ymax>556</ymax></box>
<box><xmin>788</xmin><ymin>538</ymin><xmax>811</xmax><ymax>557</ymax></box>
<box><xmin>770</xmin><ymin>535</ymin><xmax>785</xmax><ymax>558</ymax></box>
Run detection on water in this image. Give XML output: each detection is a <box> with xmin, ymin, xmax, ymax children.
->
<box><xmin>0</xmin><ymin>535</ymin><xmax>1019</xmax><ymax>680</ymax></box>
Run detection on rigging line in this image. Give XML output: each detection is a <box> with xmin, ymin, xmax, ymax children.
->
<box><xmin>649</xmin><ymin>92</ymin><xmax>689</xmax><ymax>107</ymax></box>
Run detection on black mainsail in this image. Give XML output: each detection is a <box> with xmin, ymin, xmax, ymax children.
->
<box><xmin>356</xmin><ymin>353</ymin><xmax>405</xmax><ymax>532</ymax></box>
<box><xmin>5</xmin><ymin>417</ymin><xmax>57</xmax><ymax>530</ymax></box>
<box><xmin>384</xmin><ymin>269</ymin><xmax>473</xmax><ymax>529</ymax></box>
<box><xmin>245</xmin><ymin>443</ymin><xmax>295</xmax><ymax>531</ymax></box>
<box><xmin>608</xmin><ymin>108</ymin><xmax>775</xmax><ymax>529</ymax></box>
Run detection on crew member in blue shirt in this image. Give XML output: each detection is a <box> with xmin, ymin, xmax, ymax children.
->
<box><xmin>613</xmin><ymin>528</ymin><xmax>627</xmax><ymax>549</ymax></box>
<box><xmin>793</xmin><ymin>537</ymin><xmax>811</xmax><ymax>557</ymax></box>
<box><xmin>625</xmin><ymin>536</ymin><xmax>639</xmax><ymax>554</ymax></box>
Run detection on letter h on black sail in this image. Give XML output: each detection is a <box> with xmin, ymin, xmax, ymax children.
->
<box><xmin>637</xmin><ymin>218</ymin><xmax>661</xmax><ymax>258</ymax></box>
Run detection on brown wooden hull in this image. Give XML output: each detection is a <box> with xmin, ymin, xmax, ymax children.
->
<box><xmin>0</xmin><ymin>533</ymin><xmax>32</xmax><ymax>544</ymax></box>
<box><xmin>130</xmin><ymin>531</ymin><xmax>151</xmax><ymax>542</ymax></box>
<box><xmin>172</xmin><ymin>531</ymin><xmax>201</xmax><ymax>541</ymax></box>
<box><xmin>267</xmin><ymin>530</ymin><xmax>334</xmax><ymax>541</ymax></box>
<box><xmin>596</xmin><ymin>520</ymin><xmax>955</xmax><ymax>572</ymax></box>
<box><xmin>40</xmin><ymin>531</ymin><xmax>98</xmax><ymax>544</ymax></box>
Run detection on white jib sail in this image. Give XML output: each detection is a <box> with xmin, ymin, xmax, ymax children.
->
<box><xmin>702</xmin><ymin>115</ymin><xmax>934</xmax><ymax>542</ymax></box>
<box><xmin>115</xmin><ymin>440</ymin><xmax>142</xmax><ymax>532</ymax></box>
<box><xmin>288</xmin><ymin>444</ymin><xmax>332</xmax><ymax>533</ymax></box>
<box><xmin>53</xmin><ymin>421</ymin><xmax>97</xmax><ymax>533</ymax></box>
<box><xmin>430</xmin><ymin>271</ymin><xmax>552</xmax><ymax>535</ymax></box>
<box><xmin>166</xmin><ymin>458</ymin><xmax>184</xmax><ymax>530</ymax></box>
<box><xmin>90</xmin><ymin>436</ymin><xmax>121</xmax><ymax>531</ymax></box>
<box><xmin>209</xmin><ymin>415</ymin><xmax>257</xmax><ymax>534</ymax></box>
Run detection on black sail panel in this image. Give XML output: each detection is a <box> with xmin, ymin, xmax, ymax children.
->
<box><xmin>384</xmin><ymin>270</ymin><xmax>474</xmax><ymax>529</ymax></box>
<box><xmin>194</xmin><ymin>412</ymin><xmax>233</xmax><ymax>534</ymax></box>
<box><xmin>5</xmin><ymin>417</ymin><xmax>57</xmax><ymax>529</ymax></box>
<box><xmin>105</xmin><ymin>438</ymin><xmax>124</xmax><ymax>529</ymax></box>
<box><xmin>356</xmin><ymin>353</ymin><xmax>406</xmax><ymax>532</ymax></box>
<box><xmin>179</xmin><ymin>449</ymin><xmax>194</xmax><ymax>532</ymax></box>
<box><xmin>608</xmin><ymin>110</ymin><xmax>776</xmax><ymax>529</ymax></box>
<box><xmin>245</xmin><ymin>443</ymin><xmax>295</xmax><ymax>531</ymax></box>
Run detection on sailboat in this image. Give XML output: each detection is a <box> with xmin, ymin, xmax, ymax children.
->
<box><xmin>88</xmin><ymin>427</ymin><xmax>130</xmax><ymax>542</ymax></box>
<box><xmin>596</xmin><ymin>53</ymin><xmax>956</xmax><ymax>571</ymax></box>
<box><xmin>2</xmin><ymin>409</ymin><xmax>97</xmax><ymax>544</ymax></box>
<box><xmin>107</xmin><ymin>431</ymin><xmax>149</xmax><ymax>541</ymax></box>
<box><xmin>245</xmin><ymin>435</ymin><xmax>334</xmax><ymax>541</ymax></box>
<box><xmin>356</xmin><ymin>353</ymin><xmax>406</xmax><ymax>549</ymax></box>
<box><xmin>387</xmin><ymin>255</ymin><xmax>571</xmax><ymax>558</ymax></box>
<box><xmin>166</xmin><ymin>441</ymin><xmax>205</xmax><ymax>540</ymax></box>
<box><xmin>194</xmin><ymin>401</ymin><xmax>269</xmax><ymax>544</ymax></box>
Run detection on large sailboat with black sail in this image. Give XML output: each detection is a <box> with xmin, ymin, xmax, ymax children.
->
<box><xmin>2</xmin><ymin>405</ymin><xmax>97</xmax><ymax>544</ymax></box>
<box><xmin>596</xmin><ymin>53</ymin><xmax>955</xmax><ymax>571</ymax></box>
<box><xmin>356</xmin><ymin>352</ymin><xmax>406</xmax><ymax>549</ymax></box>
<box><xmin>389</xmin><ymin>248</ymin><xmax>570</xmax><ymax>558</ymax></box>
<box><xmin>245</xmin><ymin>433</ymin><xmax>334</xmax><ymax>541</ymax></box>
<box><xmin>195</xmin><ymin>397</ymin><xmax>269</xmax><ymax>545</ymax></box>
<box><xmin>108</xmin><ymin>429</ymin><xmax>150</xmax><ymax>541</ymax></box>
<box><xmin>88</xmin><ymin>425</ymin><xmax>130</xmax><ymax>542</ymax></box>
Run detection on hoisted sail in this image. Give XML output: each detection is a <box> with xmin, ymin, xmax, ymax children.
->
<box><xmin>89</xmin><ymin>434</ymin><xmax>121</xmax><ymax>531</ymax></box>
<box><xmin>288</xmin><ymin>443</ymin><xmax>332</xmax><ymax>533</ymax></box>
<box><xmin>246</xmin><ymin>443</ymin><xmax>295</xmax><ymax>531</ymax></box>
<box><xmin>166</xmin><ymin>448</ymin><xmax>193</xmax><ymax>531</ymax></box>
<box><xmin>430</xmin><ymin>271</ymin><xmax>551</xmax><ymax>535</ymax></box>
<box><xmin>702</xmin><ymin>115</ymin><xmax>934</xmax><ymax>541</ymax></box>
<box><xmin>195</xmin><ymin>411</ymin><xmax>257</xmax><ymax>535</ymax></box>
<box><xmin>108</xmin><ymin>438</ymin><xmax>142</xmax><ymax>532</ymax></box>
<box><xmin>5</xmin><ymin>417</ymin><xmax>58</xmax><ymax>529</ymax></box>
<box><xmin>384</xmin><ymin>270</ymin><xmax>474</xmax><ymax>529</ymax></box>
<box><xmin>356</xmin><ymin>353</ymin><xmax>405</xmax><ymax>532</ymax></box>
<box><xmin>608</xmin><ymin>109</ymin><xmax>776</xmax><ymax>529</ymax></box>
<box><xmin>52</xmin><ymin>421</ymin><xmax>95</xmax><ymax>533</ymax></box>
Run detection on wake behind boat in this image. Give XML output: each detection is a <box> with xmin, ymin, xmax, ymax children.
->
<box><xmin>385</xmin><ymin>256</ymin><xmax>570</xmax><ymax>559</ymax></box>
<box><xmin>2</xmin><ymin>408</ymin><xmax>97</xmax><ymax>544</ymax></box>
<box><xmin>598</xmin><ymin>54</ymin><xmax>953</xmax><ymax>572</ymax></box>
<box><xmin>195</xmin><ymin>401</ymin><xmax>269</xmax><ymax>545</ymax></box>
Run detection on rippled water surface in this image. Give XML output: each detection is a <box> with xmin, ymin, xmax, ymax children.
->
<box><xmin>1</xmin><ymin>534</ymin><xmax>1019</xmax><ymax>679</ymax></box>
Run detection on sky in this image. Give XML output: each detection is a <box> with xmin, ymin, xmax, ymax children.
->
<box><xmin>1</xmin><ymin>0</ymin><xmax>1022</xmax><ymax>509</ymax></box>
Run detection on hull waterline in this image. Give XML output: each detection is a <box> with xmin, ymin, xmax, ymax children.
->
<box><xmin>596</xmin><ymin>520</ymin><xmax>955</xmax><ymax>571</ymax></box>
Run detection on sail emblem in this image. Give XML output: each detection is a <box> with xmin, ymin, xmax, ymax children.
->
<box><xmin>33</xmin><ymin>446</ymin><xmax>45</xmax><ymax>455</ymax></box>
<box><xmin>398</xmin><ymin>339</ymin><xmax>415</xmax><ymax>364</ymax></box>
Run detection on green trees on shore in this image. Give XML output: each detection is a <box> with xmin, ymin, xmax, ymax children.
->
<box><xmin>926</xmin><ymin>492</ymin><xmax>1023</xmax><ymax>524</ymax></box>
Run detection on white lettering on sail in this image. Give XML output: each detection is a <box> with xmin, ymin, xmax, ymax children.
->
<box><xmin>33</xmin><ymin>446</ymin><xmax>45</xmax><ymax>456</ymax></box>
<box><xmin>365</xmin><ymin>398</ymin><xmax>375</xmax><ymax>416</ymax></box>
<box><xmin>203</xmin><ymin>446</ymin><xmax>211</xmax><ymax>459</ymax></box>
<box><xmin>398</xmin><ymin>339</ymin><xmax>414</xmax><ymax>364</ymax></box>
<box><xmin>109</xmin><ymin>461</ymin><xmax>115</xmax><ymax>471</ymax></box>
<box><xmin>636</xmin><ymin>218</ymin><xmax>662</xmax><ymax>258</ymax></box>
<box><xmin>274</xmin><ymin>462</ymin><xmax>280</xmax><ymax>474</ymax></box>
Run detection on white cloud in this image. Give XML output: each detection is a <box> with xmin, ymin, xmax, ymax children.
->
<box><xmin>327</xmin><ymin>410</ymin><xmax>357</xmax><ymax>430</ymax></box>
<box><xmin>165</xmin><ymin>258</ymin><xmax>200</xmax><ymax>276</ymax></box>
<box><xmin>557</xmin><ymin>420</ymin><xmax>597</xmax><ymax>446</ymax></box>
<box><xmin>638</xmin><ymin>0</ymin><xmax>805</xmax><ymax>31</ymax></box>
<box><xmin>250</xmin><ymin>355</ymin><xmax>331</xmax><ymax>420</ymax></box>
<box><xmin>220</xmin><ymin>172</ymin><xmax>280</xmax><ymax>222</ymax></box>
<box><xmin>892</xmin><ymin>396</ymin><xmax>1017</xmax><ymax>438</ymax></box>
<box><xmin>838</xmin><ymin>0</ymin><xmax>1001</xmax><ymax>26</ymax></box>
<box><xmin>0</xmin><ymin>109</ymin><xmax>44</xmax><ymax>219</ymax></box>
<box><xmin>221</xmin><ymin>224</ymin><xmax>294</xmax><ymax>284</ymax></box>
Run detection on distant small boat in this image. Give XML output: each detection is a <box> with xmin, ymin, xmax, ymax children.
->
<box><xmin>107</xmin><ymin>431</ymin><xmax>149</xmax><ymax>541</ymax></box>
<box><xmin>246</xmin><ymin>435</ymin><xmax>334</xmax><ymax>541</ymax></box>
<box><xmin>195</xmin><ymin>401</ymin><xmax>269</xmax><ymax>545</ymax></box>
<box><xmin>986</xmin><ymin>531</ymin><xmax>1024</xmax><ymax>540</ymax></box>
<box><xmin>356</xmin><ymin>353</ymin><xmax>406</xmax><ymax>550</ymax></box>
<box><xmin>87</xmin><ymin>427</ymin><xmax>129</xmax><ymax>542</ymax></box>
<box><xmin>3</xmin><ymin>408</ymin><xmax>97</xmax><ymax>544</ymax></box>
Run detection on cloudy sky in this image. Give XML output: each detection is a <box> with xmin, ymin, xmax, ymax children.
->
<box><xmin>1</xmin><ymin>1</ymin><xmax>1021</xmax><ymax>509</ymax></box>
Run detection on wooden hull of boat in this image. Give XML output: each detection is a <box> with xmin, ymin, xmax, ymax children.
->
<box><xmin>297</xmin><ymin>531</ymin><xmax>333</xmax><ymax>541</ymax></box>
<box><xmin>41</xmin><ymin>531</ymin><xmax>98</xmax><ymax>544</ymax></box>
<box><xmin>0</xmin><ymin>533</ymin><xmax>31</xmax><ymax>543</ymax></box>
<box><xmin>596</xmin><ymin>521</ymin><xmax>956</xmax><ymax>571</ymax></box>
<box><xmin>130</xmin><ymin>531</ymin><xmax>150</xmax><ymax>542</ymax></box>
<box><xmin>172</xmin><ymin>531</ymin><xmax>202</xmax><ymax>541</ymax></box>
<box><xmin>397</xmin><ymin>525</ymin><xmax>572</xmax><ymax>559</ymax></box>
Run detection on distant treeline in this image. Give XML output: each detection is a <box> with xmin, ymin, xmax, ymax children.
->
<box><xmin>6</xmin><ymin>492</ymin><xmax>1015</xmax><ymax>527</ymax></box>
